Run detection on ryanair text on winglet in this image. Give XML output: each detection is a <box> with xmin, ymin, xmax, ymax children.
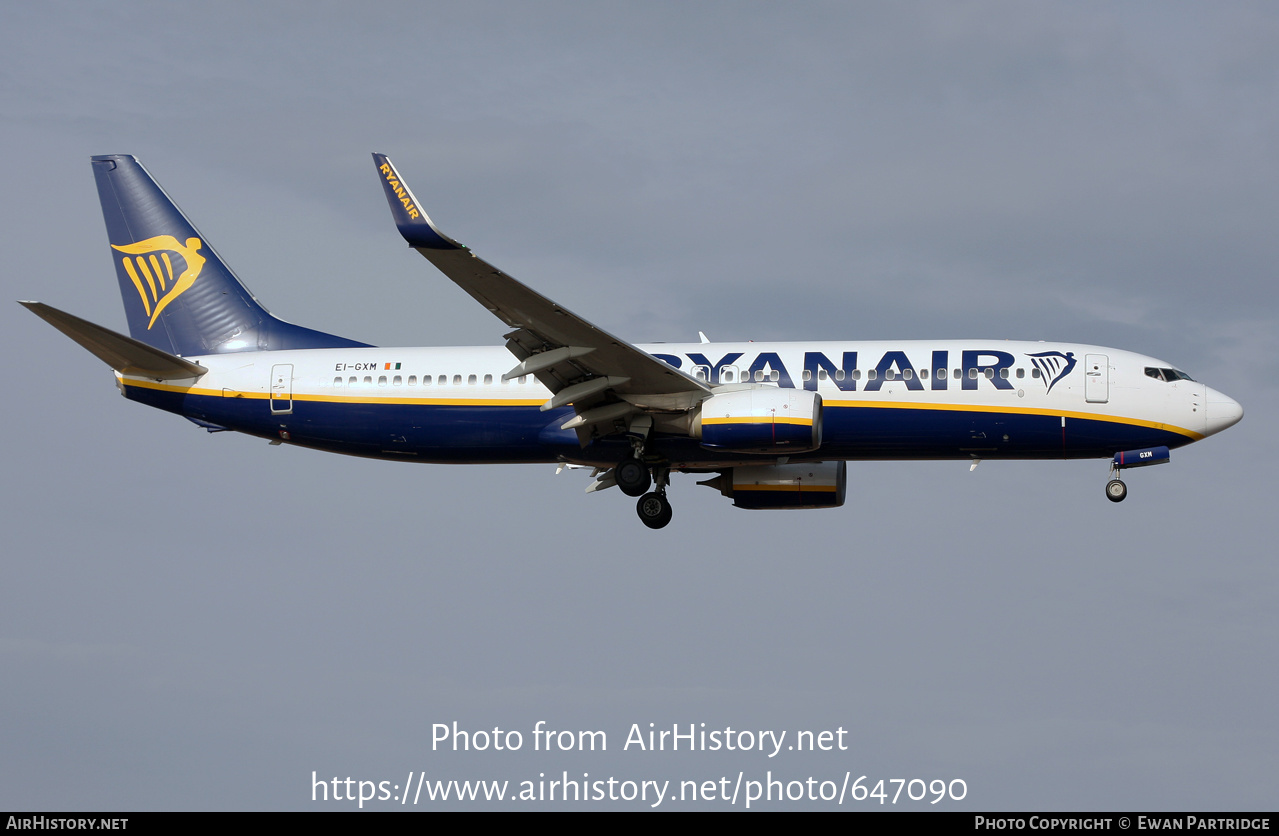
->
<box><xmin>380</xmin><ymin>163</ymin><xmax>421</xmax><ymax>219</ymax></box>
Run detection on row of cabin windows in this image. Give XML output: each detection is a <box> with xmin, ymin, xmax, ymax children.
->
<box><xmin>330</xmin><ymin>374</ymin><xmax>531</xmax><ymax>388</ymax></box>
<box><xmin>330</xmin><ymin>366</ymin><xmax>1050</xmax><ymax>389</ymax></box>
<box><xmin>690</xmin><ymin>366</ymin><xmax>1045</xmax><ymax>382</ymax></box>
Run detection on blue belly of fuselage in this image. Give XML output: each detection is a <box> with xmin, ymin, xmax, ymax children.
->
<box><xmin>126</xmin><ymin>384</ymin><xmax>1193</xmax><ymax>468</ymax></box>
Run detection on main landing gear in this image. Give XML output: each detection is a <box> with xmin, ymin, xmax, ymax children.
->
<box><xmin>635</xmin><ymin>467</ymin><xmax>672</xmax><ymax>529</ymax></box>
<box><xmin>637</xmin><ymin>491</ymin><xmax>673</xmax><ymax>529</ymax></box>
<box><xmin>615</xmin><ymin>429</ymin><xmax>672</xmax><ymax>528</ymax></box>
<box><xmin>614</xmin><ymin>457</ymin><xmax>652</xmax><ymax>497</ymax></box>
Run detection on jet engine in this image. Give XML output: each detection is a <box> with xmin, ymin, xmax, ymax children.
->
<box><xmin>699</xmin><ymin>461</ymin><xmax>847</xmax><ymax>510</ymax></box>
<box><xmin>692</xmin><ymin>388</ymin><xmax>823</xmax><ymax>453</ymax></box>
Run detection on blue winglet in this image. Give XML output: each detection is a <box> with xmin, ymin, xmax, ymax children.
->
<box><xmin>371</xmin><ymin>154</ymin><xmax>463</xmax><ymax>250</ymax></box>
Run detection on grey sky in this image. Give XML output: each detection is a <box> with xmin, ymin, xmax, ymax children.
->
<box><xmin>2</xmin><ymin>1</ymin><xmax>1275</xmax><ymax>810</ymax></box>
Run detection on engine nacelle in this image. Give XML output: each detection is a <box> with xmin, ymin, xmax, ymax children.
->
<box><xmin>693</xmin><ymin>388</ymin><xmax>823</xmax><ymax>453</ymax></box>
<box><xmin>701</xmin><ymin>461</ymin><xmax>847</xmax><ymax>510</ymax></box>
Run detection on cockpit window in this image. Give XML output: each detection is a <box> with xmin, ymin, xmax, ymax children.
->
<box><xmin>1145</xmin><ymin>367</ymin><xmax>1195</xmax><ymax>383</ymax></box>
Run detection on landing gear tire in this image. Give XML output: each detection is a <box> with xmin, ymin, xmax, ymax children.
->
<box><xmin>615</xmin><ymin>458</ymin><xmax>652</xmax><ymax>498</ymax></box>
<box><xmin>637</xmin><ymin>492</ymin><xmax>673</xmax><ymax>529</ymax></box>
<box><xmin>1106</xmin><ymin>479</ymin><xmax>1127</xmax><ymax>503</ymax></box>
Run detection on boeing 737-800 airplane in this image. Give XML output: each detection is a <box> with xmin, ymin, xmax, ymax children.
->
<box><xmin>22</xmin><ymin>154</ymin><xmax>1243</xmax><ymax>528</ymax></box>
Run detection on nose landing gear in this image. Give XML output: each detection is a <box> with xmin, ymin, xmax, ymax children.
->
<box><xmin>1104</xmin><ymin>445</ymin><xmax>1170</xmax><ymax>503</ymax></box>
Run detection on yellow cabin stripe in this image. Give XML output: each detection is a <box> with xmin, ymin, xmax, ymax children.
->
<box><xmin>118</xmin><ymin>378</ymin><xmax>1203</xmax><ymax>439</ymax></box>
<box><xmin>121</xmin><ymin>378</ymin><xmax>546</xmax><ymax>407</ymax></box>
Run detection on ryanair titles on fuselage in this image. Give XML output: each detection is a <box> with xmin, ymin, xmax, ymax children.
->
<box><xmin>646</xmin><ymin>347</ymin><xmax>1076</xmax><ymax>393</ymax></box>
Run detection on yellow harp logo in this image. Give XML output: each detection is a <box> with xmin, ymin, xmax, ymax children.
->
<box><xmin>112</xmin><ymin>236</ymin><xmax>206</xmax><ymax>329</ymax></box>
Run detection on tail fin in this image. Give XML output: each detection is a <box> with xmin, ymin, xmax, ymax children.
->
<box><xmin>91</xmin><ymin>155</ymin><xmax>369</xmax><ymax>355</ymax></box>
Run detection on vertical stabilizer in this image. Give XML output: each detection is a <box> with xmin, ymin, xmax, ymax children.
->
<box><xmin>91</xmin><ymin>155</ymin><xmax>368</xmax><ymax>355</ymax></box>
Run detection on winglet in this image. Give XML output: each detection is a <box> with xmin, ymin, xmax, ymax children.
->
<box><xmin>371</xmin><ymin>154</ymin><xmax>464</xmax><ymax>250</ymax></box>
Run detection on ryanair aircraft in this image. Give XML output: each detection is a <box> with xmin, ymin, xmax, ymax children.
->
<box><xmin>22</xmin><ymin>155</ymin><xmax>1244</xmax><ymax>529</ymax></box>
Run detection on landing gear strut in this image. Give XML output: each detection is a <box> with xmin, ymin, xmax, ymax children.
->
<box><xmin>1105</xmin><ymin>462</ymin><xmax>1127</xmax><ymax>502</ymax></box>
<box><xmin>636</xmin><ymin>467</ymin><xmax>672</xmax><ymax>529</ymax></box>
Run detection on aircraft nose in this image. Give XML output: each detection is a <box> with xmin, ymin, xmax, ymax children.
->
<box><xmin>1205</xmin><ymin>388</ymin><xmax>1244</xmax><ymax>436</ymax></box>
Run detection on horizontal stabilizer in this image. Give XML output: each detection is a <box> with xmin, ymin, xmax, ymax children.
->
<box><xmin>20</xmin><ymin>301</ymin><xmax>207</xmax><ymax>380</ymax></box>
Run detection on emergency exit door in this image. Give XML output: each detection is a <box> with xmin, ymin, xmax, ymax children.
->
<box><xmin>270</xmin><ymin>364</ymin><xmax>294</xmax><ymax>414</ymax></box>
<box><xmin>1084</xmin><ymin>354</ymin><xmax>1109</xmax><ymax>404</ymax></box>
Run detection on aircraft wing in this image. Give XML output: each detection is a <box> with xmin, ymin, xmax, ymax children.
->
<box><xmin>372</xmin><ymin>154</ymin><xmax>710</xmax><ymax>434</ymax></box>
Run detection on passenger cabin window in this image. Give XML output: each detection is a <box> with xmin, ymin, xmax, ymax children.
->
<box><xmin>1032</xmin><ymin>369</ymin><xmax>1041</xmax><ymax>379</ymax></box>
<box><xmin>333</xmin><ymin>377</ymin><xmax>343</xmax><ymax>387</ymax></box>
<box><xmin>920</xmin><ymin>369</ymin><xmax>928</xmax><ymax>380</ymax></box>
<box><xmin>453</xmin><ymin>375</ymin><xmax>462</xmax><ymax>385</ymax></box>
<box><xmin>378</xmin><ymin>375</ymin><xmax>387</xmax><ymax>386</ymax></box>
<box><xmin>393</xmin><ymin>375</ymin><xmax>402</xmax><ymax>386</ymax></box>
<box><xmin>818</xmin><ymin>369</ymin><xmax>828</xmax><ymax>381</ymax></box>
<box><xmin>937</xmin><ymin>368</ymin><xmax>947</xmax><ymax>379</ymax></box>
<box><xmin>999</xmin><ymin>368</ymin><xmax>1009</xmax><ymax>379</ymax></box>
<box><xmin>1016</xmin><ymin>368</ymin><xmax>1024</xmax><ymax>379</ymax></box>
<box><xmin>484</xmin><ymin>374</ymin><xmax>493</xmax><ymax>385</ymax></box>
